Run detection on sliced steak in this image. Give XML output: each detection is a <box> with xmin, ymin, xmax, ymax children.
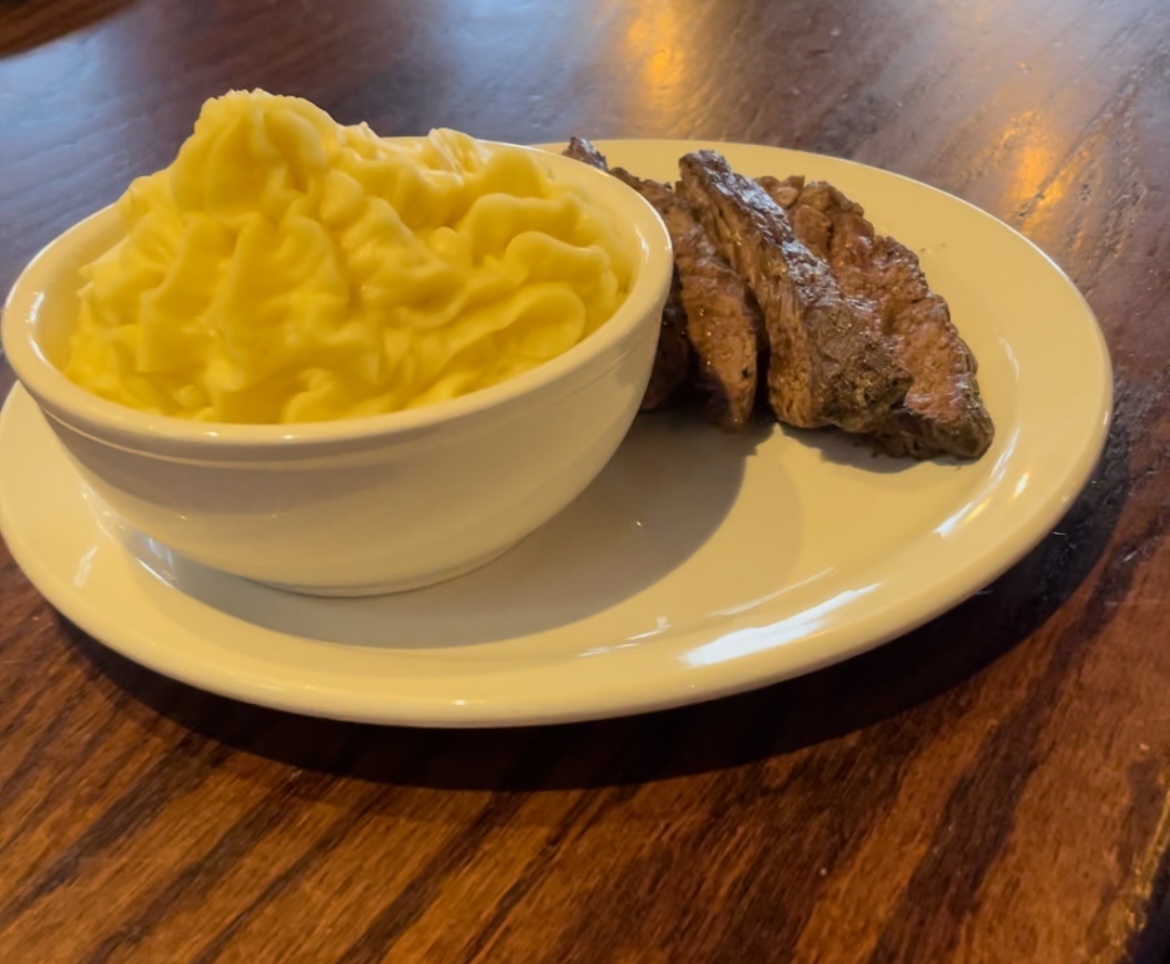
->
<box><xmin>642</xmin><ymin>275</ymin><xmax>692</xmax><ymax>410</ymax></box>
<box><xmin>636</xmin><ymin>175</ymin><xmax>760</xmax><ymax>431</ymax></box>
<box><xmin>564</xmin><ymin>137</ymin><xmax>759</xmax><ymax>430</ymax></box>
<box><xmin>564</xmin><ymin>138</ymin><xmax>691</xmax><ymax>411</ymax></box>
<box><xmin>758</xmin><ymin>175</ymin><xmax>994</xmax><ymax>459</ymax></box>
<box><xmin>679</xmin><ymin>151</ymin><xmax>911</xmax><ymax>434</ymax></box>
<box><xmin>563</xmin><ymin>136</ymin><xmax>609</xmax><ymax>169</ymax></box>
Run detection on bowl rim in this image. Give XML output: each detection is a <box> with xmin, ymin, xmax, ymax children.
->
<box><xmin>1</xmin><ymin>143</ymin><xmax>672</xmax><ymax>450</ymax></box>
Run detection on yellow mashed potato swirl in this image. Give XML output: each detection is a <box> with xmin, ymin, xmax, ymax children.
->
<box><xmin>65</xmin><ymin>90</ymin><xmax>632</xmax><ymax>423</ymax></box>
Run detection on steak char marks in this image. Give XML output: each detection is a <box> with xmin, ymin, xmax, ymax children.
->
<box><xmin>563</xmin><ymin>138</ymin><xmax>995</xmax><ymax>460</ymax></box>
<box><xmin>758</xmin><ymin>175</ymin><xmax>994</xmax><ymax>459</ymax></box>
<box><xmin>564</xmin><ymin>138</ymin><xmax>759</xmax><ymax>430</ymax></box>
<box><xmin>678</xmin><ymin>151</ymin><xmax>911</xmax><ymax>434</ymax></box>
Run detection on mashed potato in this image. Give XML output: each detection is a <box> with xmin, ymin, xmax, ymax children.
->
<box><xmin>65</xmin><ymin>90</ymin><xmax>632</xmax><ymax>423</ymax></box>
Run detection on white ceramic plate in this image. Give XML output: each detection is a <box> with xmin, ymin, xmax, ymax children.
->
<box><xmin>0</xmin><ymin>140</ymin><xmax>1111</xmax><ymax>727</ymax></box>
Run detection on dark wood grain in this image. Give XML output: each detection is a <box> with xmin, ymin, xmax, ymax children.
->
<box><xmin>1</xmin><ymin>0</ymin><xmax>1169</xmax><ymax>961</ymax></box>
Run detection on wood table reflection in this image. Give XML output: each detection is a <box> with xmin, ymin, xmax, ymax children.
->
<box><xmin>1</xmin><ymin>1</ymin><xmax>1168</xmax><ymax>961</ymax></box>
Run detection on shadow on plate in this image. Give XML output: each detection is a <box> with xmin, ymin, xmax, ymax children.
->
<box><xmin>0</xmin><ymin>0</ymin><xmax>139</xmax><ymax>56</ymax></box>
<box><xmin>781</xmin><ymin>424</ymin><xmax>946</xmax><ymax>474</ymax></box>
<box><xmin>65</xmin><ymin>403</ymin><xmax>1126</xmax><ymax>792</ymax></box>
<box><xmin>126</xmin><ymin>414</ymin><xmax>770</xmax><ymax>646</ymax></box>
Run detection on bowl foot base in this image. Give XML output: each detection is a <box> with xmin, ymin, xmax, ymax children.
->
<box><xmin>255</xmin><ymin>541</ymin><xmax>523</xmax><ymax>598</ymax></box>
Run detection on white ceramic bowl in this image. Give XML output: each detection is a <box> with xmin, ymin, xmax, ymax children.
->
<box><xmin>2</xmin><ymin>146</ymin><xmax>673</xmax><ymax>596</ymax></box>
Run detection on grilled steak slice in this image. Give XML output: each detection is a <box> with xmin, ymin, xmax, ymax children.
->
<box><xmin>758</xmin><ymin>175</ymin><xmax>994</xmax><ymax>459</ymax></box>
<box><xmin>632</xmin><ymin>174</ymin><xmax>760</xmax><ymax>430</ymax></box>
<box><xmin>563</xmin><ymin>136</ymin><xmax>609</xmax><ymax>168</ymax></box>
<box><xmin>564</xmin><ymin>137</ymin><xmax>759</xmax><ymax>430</ymax></box>
<box><xmin>642</xmin><ymin>275</ymin><xmax>692</xmax><ymax>410</ymax></box>
<box><xmin>564</xmin><ymin>138</ymin><xmax>690</xmax><ymax>411</ymax></box>
<box><xmin>678</xmin><ymin>151</ymin><xmax>911</xmax><ymax>434</ymax></box>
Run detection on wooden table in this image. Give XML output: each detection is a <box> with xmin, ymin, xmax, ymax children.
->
<box><xmin>1</xmin><ymin>1</ymin><xmax>1167</xmax><ymax>960</ymax></box>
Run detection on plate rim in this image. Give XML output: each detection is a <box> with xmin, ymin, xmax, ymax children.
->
<box><xmin>0</xmin><ymin>139</ymin><xmax>1113</xmax><ymax>727</ymax></box>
